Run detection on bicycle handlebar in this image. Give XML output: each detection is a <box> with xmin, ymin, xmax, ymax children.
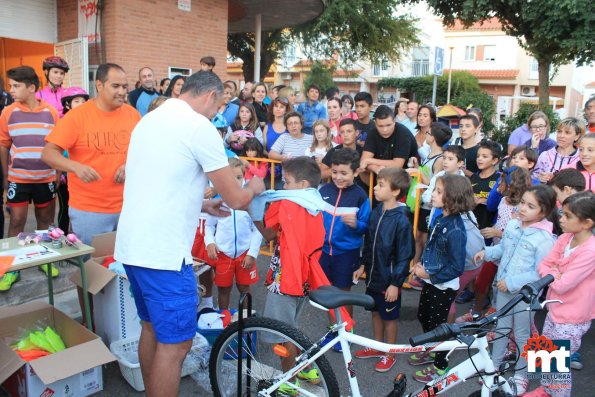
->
<box><xmin>409</xmin><ymin>275</ymin><xmax>554</xmax><ymax>347</ymax></box>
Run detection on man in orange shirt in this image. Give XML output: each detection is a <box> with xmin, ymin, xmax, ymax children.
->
<box><xmin>0</xmin><ymin>66</ymin><xmax>59</xmax><ymax>291</ymax></box>
<box><xmin>42</xmin><ymin>63</ymin><xmax>141</xmax><ymax>247</ymax></box>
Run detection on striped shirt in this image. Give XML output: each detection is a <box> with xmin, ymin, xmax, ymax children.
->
<box><xmin>0</xmin><ymin>100</ymin><xmax>57</xmax><ymax>183</ymax></box>
<box><xmin>270</xmin><ymin>133</ymin><xmax>313</xmax><ymax>159</ymax></box>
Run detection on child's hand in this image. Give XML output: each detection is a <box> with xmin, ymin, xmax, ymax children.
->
<box><xmin>480</xmin><ymin>227</ymin><xmax>502</xmax><ymax>239</ymax></box>
<box><xmin>352</xmin><ymin>265</ymin><xmax>365</xmax><ymax>282</ymax></box>
<box><xmin>473</xmin><ymin>250</ymin><xmax>486</xmax><ymax>265</ymax></box>
<box><xmin>241</xmin><ymin>158</ymin><xmax>251</xmax><ymax>168</ymax></box>
<box><xmin>207</xmin><ymin>244</ymin><xmax>219</xmax><ymax>260</ymax></box>
<box><xmin>474</xmin><ymin>196</ymin><xmax>487</xmax><ymax>205</ymax></box>
<box><xmin>341</xmin><ymin>213</ymin><xmax>357</xmax><ymax>228</ymax></box>
<box><xmin>204</xmin><ymin>187</ymin><xmax>217</xmax><ymax>199</ymax></box>
<box><xmin>413</xmin><ymin>262</ymin><xmax>429</xmax><ymax>279</ymax></box>
<box><xmin>242</xmin><ymin>255</ymin><xmax>256</xmax><ymax>269</ymax></box>
<box><xmin>385</xmin><ymin>285</ymin><xmax>399</xmax><ymax>302</ymax></box>
<box><xmin>538</xmin><ymin>172</ymin><xmax>554</xmax><ymax>183</ymax></box>
<box><xmin>496</xmin><ymin>279</ymin><xmax>508</xmax><ymax>292</ymax></box>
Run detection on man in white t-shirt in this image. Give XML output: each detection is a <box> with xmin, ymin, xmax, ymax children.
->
<box><xmin>114</xmin><ymin>71</ymin><xmax>264</xmax><ymax>397</ymax></box>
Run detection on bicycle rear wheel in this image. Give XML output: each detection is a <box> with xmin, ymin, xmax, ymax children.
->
<box><xmin>209</xmin><ymin>316</ymin><xmax>340</xmax><ymax>397</ymax></box>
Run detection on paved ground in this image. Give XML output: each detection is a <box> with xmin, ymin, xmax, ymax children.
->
<box><xmin>1</xmin><ymin>207</ymin><xmax>593</xmax><ymax>396</ymax></box>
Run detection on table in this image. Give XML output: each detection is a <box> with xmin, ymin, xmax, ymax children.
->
<box><xmin>0</xmin><ymin>237</ymin><xmax>95</xmax><ymax>330</ymax></box>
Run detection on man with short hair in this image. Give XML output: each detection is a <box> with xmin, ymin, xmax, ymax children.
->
<box><xmin>240</xmin><ymin>81</ymin><xmax>254</xmax><ymax>104</ymax></box>
<box><xmin>42</xmin><ymin>63</ymin><xmax>141</xmax><ymax>246</ymax></box>
<box><xmin>296</xmin><ymin>84</ymin><xmax>328</xmax><ymax>134</ymax></box>
<box><xmin>128</xmin><ymin>67</ymin><xmax>160</xmax><ymax>116</ymax></box>
<box><xmin>114</xmin><ymin>70</ymin><xmax>265</xmax><ymax>397</ymax></box>
<box><xmin>359</xmin><ymin>105</ymin><xmax>418</xmax><ymax>185</ymax></box>
<box><xmin>402</xmin><ymin>100</ymin><xmax>419</xmax><ymax>134</ymax></box>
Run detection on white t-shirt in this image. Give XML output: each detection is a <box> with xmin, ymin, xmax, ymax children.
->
<box><xmin>114</xmin><ymin>98</ymin><xmax>229</xmax><ymax>271</ymax></box>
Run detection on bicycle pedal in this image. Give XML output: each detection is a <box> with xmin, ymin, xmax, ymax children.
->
<box><xmin>385</xmin><ymin>372</ymin><xmax>407</xmax><ymax>397</ymax></box>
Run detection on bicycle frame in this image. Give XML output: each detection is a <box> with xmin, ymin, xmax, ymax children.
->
<box><xmin>259</xmin><ymin>304</ymin><xmax>513</xmax><ymax>397</ymax></box>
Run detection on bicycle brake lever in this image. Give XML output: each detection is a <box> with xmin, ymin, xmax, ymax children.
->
<box><xmin>530</xmin><ymin>299</ymin><xmax>562</xmax><ymax>311</ymax></box>
<box><xmin>458</xmin><ymin>334</ymin><xmax>476</xmax><ymax>347</ymax></box>
<box><xmin>445</xmin><ymin>345</ymin><xmax>459</xmax><ymax>361</ymax></box>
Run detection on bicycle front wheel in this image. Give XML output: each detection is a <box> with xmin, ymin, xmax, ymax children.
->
<box><xmin>209</xmin><ymin>316</ymin><xmax>340</xmax><ymax>397</ymax></box>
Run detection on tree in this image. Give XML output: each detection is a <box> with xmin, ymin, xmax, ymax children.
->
<box><xmin>416</xmin><ymin>0</ymin><xmax>594</xmax><ymax>108</ymax></box>
<box><xmin>378</xmin><ymin>71</ymin><xmax>497</xmax><ymax>134</ymax></box>
<box><xmin>302</xmin><ymin>62</ymin><xmax>336</xmax><ymax>95</ymax></box>
<box><xmin>228</xmin><ymin>0</ymin><xmax>419</xmax><ymax>82</ymax></box>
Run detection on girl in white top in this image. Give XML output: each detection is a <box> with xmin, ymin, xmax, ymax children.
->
<box><xmin>305</xmin><ymin>119</ymin><xmax>335</xmax><ymax>163</ymax></box>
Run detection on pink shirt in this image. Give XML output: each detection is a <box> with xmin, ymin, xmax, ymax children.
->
<box><xmin>538</xmin><ymin>233</ymin><xmax>595</xmax><ymax>324</ymax></box>
<box><xmin>36</xmin><ymin>86</ymin><xmax>65</xmax><ymax>117</ymax></box>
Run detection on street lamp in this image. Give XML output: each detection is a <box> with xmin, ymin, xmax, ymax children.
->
<box><xmin>446</xmin><ymin>46</ymin><xmax>454</xmax><ymax>104</ymax></box>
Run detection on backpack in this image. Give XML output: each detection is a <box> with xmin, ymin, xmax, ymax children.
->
<box><xmin>461</xmin><ymin>212</ymin><xmax>485</xmax><ymax>271</ymax></box>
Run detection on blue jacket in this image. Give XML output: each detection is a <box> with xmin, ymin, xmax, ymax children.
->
<box><xmin>485</xmin><ymin>218</ymin><xmax>554</xmax><ymax>293</ymax></box>
<box><xmin>296</xmin><ymin>100</ymin><xmax>327</xmax><ymax>134</ymax></box>
<box><xmin>128</xmin><ymin>87</ymin><xmax>160</xmax><ymax>116</ymax></box>
<box><xmin>486</xmin><ymin>175</ymin><xmax>540</xmax><ymax>212</ymax></box>
<box><xmin>221</xmin><ymin>102</ymin><xmax>239</xmax><ymax>126</ymax></box>
<box><xmin>421</xmin><ymin>214</ymin><xmax>466</xmax><ymax>285</ymax></box>
<box><xmin>320</xmin><ymin>183</ymin><xmax>371</xmax><ymax>255</ymax></box>
<box><xmin>363</xmin><ymin>204</ymin><xmax>414</xmax><ymax>292</ymax></box>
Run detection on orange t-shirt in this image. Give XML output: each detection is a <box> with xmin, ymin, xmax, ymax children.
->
<box><xmin>46</xmin><ymin>100</ymin><xmax>141</xmax><ymax>213</ymax></box>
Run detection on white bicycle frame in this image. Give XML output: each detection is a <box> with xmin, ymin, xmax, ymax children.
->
<box><xmin>259</xmin><ymin>302</ymin><xmax>514</xmax><ymax>397</ymax></box>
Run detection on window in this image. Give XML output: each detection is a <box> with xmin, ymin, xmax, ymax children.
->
<box><xmin>411</xmin><ymin>46</ymin><xmax>430</xmax><ymax>76</ymax></box>
<box><xmin>464</xmin><ymin>46</ymin><xmax>476</xmax><ymax>61</ymax></box>
<box><xmin>529</xmin><ymin>58</ymin><xmax>539</xmax><ymax>80</ymax></box>
<box><xmin>168</xmin><ymin>67</ymin><xmax>192</xmax><ymax>78</ymax></box>
<box><xmin>483</xmin><ymin>45</ymin><xmax>496</xmax><ymax>62</ymax></box>
<box><xmin>382</xmin><ymin>60</ymin><xmax>389</xmax><ymax>71</ymax></box>
<box><xmin>373</xmin><ymin>63</ymin><xmax>380</xmax><ymax>76</ymax></box>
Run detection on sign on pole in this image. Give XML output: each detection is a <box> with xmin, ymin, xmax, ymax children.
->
<box><xmin>434</xmin><ymin>47</ymin><xmax>444</xmax><ymax>76</ymax></box>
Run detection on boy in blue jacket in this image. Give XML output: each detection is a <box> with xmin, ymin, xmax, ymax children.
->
<box><xmin>319</xmin><ymin>148</ymin><xmax>371</xmax><ymax>351</ymax></box>
<box><xmin>352</xmin><ymin>167</ymin><xmax>414</xmax><ymax>372</ymax></box>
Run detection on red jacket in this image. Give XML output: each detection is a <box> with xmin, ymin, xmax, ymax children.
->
<box><xmin>265</xmin><ymin>200</ymin><xmax>355</xmax><ymax>328</ymax></box>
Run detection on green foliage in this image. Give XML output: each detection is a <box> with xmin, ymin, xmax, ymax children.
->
<box><xmin>417</xmin><ymin>0</ymin><xmax>595</xmax><ymax>107</ymax></box>
<box><xmin>295</xmin><ymin>0</ymin><xmax>419</xmax><ymax>65</ymax></box>
<box><xmin>491</xmin><ymin>103</ymin><xmax>561</xmax><ymax>147</ymax></box>
<box><xmin>229</xmin><ymin>0</ymin><xmax>420</xmax><ymax>81</ymax></box>
<box><xmin>303</xmin><ymin>62</ymin><xmax>336</xmax><ymax>95</ymax></box>
<box><xmin>378</xmin><ymin>71</ymin><xmax>496</xmax><ymax>134</ymax></box>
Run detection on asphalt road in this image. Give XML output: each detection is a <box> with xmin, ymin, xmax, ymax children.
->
<box><xmin>100</xmin><ymin>255</ymin><xmax>593</xmax><ymax>397</ymax></box>
<box><xmin>2</xmin><ymin>254</ymin><xmax>591</xmax><ymax>397</ymax></box>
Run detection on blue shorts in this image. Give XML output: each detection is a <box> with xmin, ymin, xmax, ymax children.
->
<box><xmin>319</xmin><ymin>249</ymin><xmax>361</xmax><ymax>289</ymax></box>
<box><xmin>124</xmin><ymin>262</ymin><xmax>198</xmax><ymax>344</ymax></box>
<box><xmin>366</xmin><ymin>288</ymin><xmax>401</xmax><ymax>321</ymax></box>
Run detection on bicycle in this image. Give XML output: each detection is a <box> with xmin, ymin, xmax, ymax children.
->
<box><xmin>209</xmin><ymin>275</ymin><xmax>557</xmax><ymax>397</ymax></box>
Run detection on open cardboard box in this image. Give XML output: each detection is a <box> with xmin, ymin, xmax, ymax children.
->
<box><xmin>70</xmin><ymin>232</ymin><xmax>141</xmax><ymax>345</ymax></box>
<box><xmin>0</xmin><ymin>301</ymin><xmax>115</xmax><ymax>397</ymax></box>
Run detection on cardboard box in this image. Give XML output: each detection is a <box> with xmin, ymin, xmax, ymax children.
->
<box><xmin>70</xmin><ymin>232</ymin><xmax>141</xmax><ymax>345</ymax></box>
<box><xmin>0</xmin><ymin>302</ymin><xmax>115</xmax><ymax>397</ymax></box>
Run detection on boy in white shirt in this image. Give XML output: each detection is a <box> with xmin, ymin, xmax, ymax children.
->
<box><xmin>204</xmin><ymin>158</ymin><xmax>262</xmax><ymax>309</ymax></box>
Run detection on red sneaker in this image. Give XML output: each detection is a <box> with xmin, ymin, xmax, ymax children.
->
<box><xmin>354</xmin><ymin>347</ymin><xmax>384</xmax><ymax>359</ymax></box>
<box><xmin>375</xmin><ymin>355</ymin><xmax>396</xmax><ymax>372</ymax></box>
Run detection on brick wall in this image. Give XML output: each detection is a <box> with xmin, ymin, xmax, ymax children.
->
<box><xmin>58</xmin><ymin>0</ymin><xmax>229</xmax><ymax>86</ymax></box>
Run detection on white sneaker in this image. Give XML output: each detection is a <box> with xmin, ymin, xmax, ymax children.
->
<box><xmin>513</xmin><ymin>374</ymin><xmax>528</xmax><ymax>396</ymax></box>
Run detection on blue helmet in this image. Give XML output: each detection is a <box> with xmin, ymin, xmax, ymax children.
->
<box><xmin>212</xmin><ymin>112</ymin><xmax>228</xmax><ymax>129</ymax></box>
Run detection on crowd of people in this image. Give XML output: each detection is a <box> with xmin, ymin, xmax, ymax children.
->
<box><xmin>0</xmin><ymin>54</ymin><xmax>594</xmax><ymax>397</ymax></box>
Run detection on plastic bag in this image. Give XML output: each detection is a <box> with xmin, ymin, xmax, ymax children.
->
<box><xmin>7</xmin><ymin>321</ymin><xmax>67</xmax><ymax>359</ymax></box>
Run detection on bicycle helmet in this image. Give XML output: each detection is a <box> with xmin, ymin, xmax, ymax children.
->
<box><xmin>212</xmin><ymin>112</ymin><xmax>228</xmax><ymax>130</ymax></box>
<box><xmin>42</xmin><ymin>56</ymin><xmax>70</xmax><ymax>72</ymax></box>
<box><xmin>61</xmin><ymin>87</ymin><xmax>89</xmax><ymax>107</ymax></box>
